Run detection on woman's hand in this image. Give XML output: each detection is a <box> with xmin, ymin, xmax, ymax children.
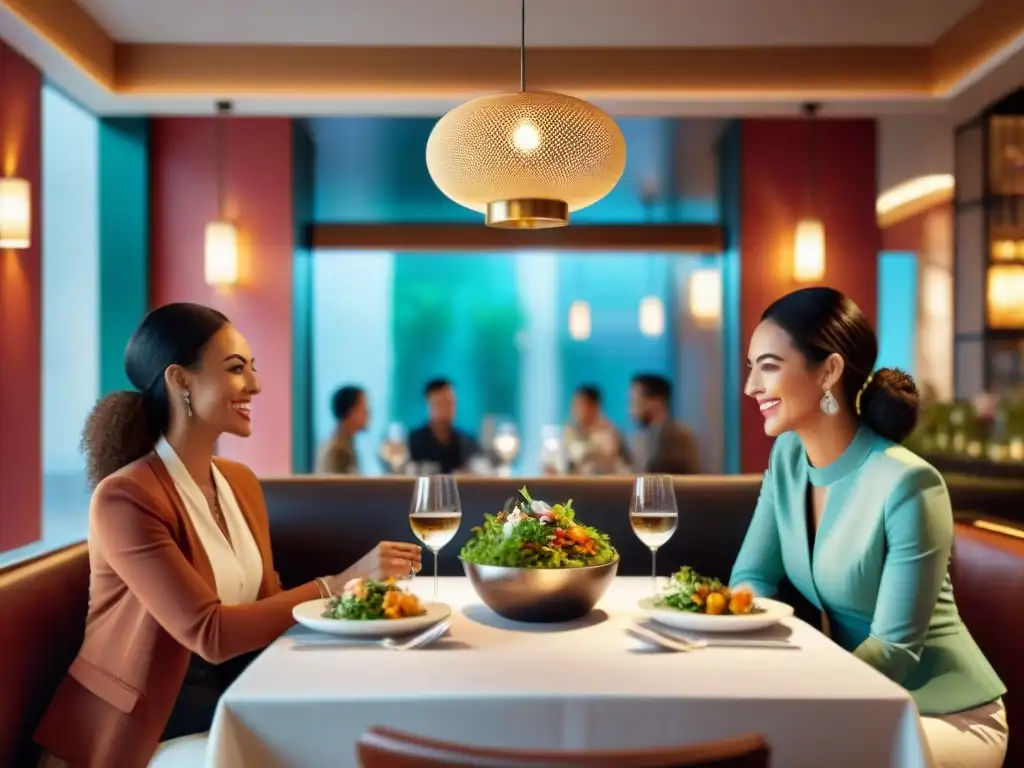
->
<box><xmin>361</xmin><ymin>541</ymin><xmax>423</xmax><ymax>580</ymax></box>
<box><xmin>322</xmin><ymin>541</ymin><xmax>423</xmax><ymax>594</ymax></box>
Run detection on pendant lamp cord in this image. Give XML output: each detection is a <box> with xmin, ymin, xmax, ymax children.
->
<box><xmin>215</xmin><ymin>100</ymin><xmax>232</xmax><ymax>218</ymax></box>
<box><xmin>519</xmin><ymin>0</ymin><xmax>526</xmax><ymax>92</ymax></box>
<box><xmin>803</xmin><ymin>102</ymin><xmax>820</xmax><ymax>218</ymax></box>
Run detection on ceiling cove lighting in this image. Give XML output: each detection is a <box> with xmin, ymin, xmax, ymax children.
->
<box><xmin>876</xmin><ymin>174</ymin><xmax>955</xmax><ymax>226</ymax></box>
<box><xmin>425</xmin><ymin>0</ymin><xmax>626</xmax><ymax>229</ymax></box>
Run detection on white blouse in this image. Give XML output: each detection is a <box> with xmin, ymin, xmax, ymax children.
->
<box><xmin>155</xmin><ymin>439</ymin><xmax>263</xmax><ymax>605</ymax></box>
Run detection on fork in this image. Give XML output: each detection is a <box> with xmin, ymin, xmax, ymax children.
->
<box><xmin>292</xmin><ymin>619</ymin><xmax>452</xmax><ymax>651</ymax></box>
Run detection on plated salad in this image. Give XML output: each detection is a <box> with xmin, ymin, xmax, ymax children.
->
<box><xmin>460</xmin><ymin>486</ymin><xmax>617</xmax><ymax>568</ymax></box>
<box><xmin>320</xmin><ymin>577</ymin><xmax>425</xmax><ymax>621</ymax></box>
<box><xmin>656</xmin><ymin>566</ymin><xmax>757</xmax><ymax>616</ymax></box>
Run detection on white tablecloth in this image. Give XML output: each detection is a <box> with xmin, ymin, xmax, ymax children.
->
<box><xmin>206</xmin><ymin>577</ymin><xmax>930</xmax><ymax>768</ymax></box>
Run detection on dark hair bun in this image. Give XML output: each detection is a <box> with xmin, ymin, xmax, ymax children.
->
<box><xmin>81</xmin><ymin>391</ymin><xmax>160</xmax><ymax>488</ymax></box>
<box><xmin>858</xmin><ymin>368</ymin><xmax>920</xmax><ymax>444</ymax></box>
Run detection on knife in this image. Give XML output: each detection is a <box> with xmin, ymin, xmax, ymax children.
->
<box><xmin>639</xmin><ymin>621</ymin><xmax>800</xmax><ymax>649</ymax></box>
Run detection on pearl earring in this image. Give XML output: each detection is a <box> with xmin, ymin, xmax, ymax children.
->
<box><xmin>820</xmin><ymin>390</ymin><xmax>839</xmax><ymax>416</ymax></box>
<box><xmin>183</xmin><ymin>391</ymin><xmax>193</xmax><ymax>418</ymax></box>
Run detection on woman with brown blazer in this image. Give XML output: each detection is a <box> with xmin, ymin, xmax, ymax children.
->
<box><xmin>34</xmin><ymin>303</ymin><xmax>421</xmax><ymax>768</ymax></box>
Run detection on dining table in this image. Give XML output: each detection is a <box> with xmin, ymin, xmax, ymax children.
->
<box><xmin>205</xmin><ymin>576</ymin><xmax>931</xmax><ymax>767</ymax></box>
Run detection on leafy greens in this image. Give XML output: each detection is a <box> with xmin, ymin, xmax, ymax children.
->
<box><xmin>460</xmin><ymin>486</ymin><xmax>617</xmax><ymax>568</ymax></box>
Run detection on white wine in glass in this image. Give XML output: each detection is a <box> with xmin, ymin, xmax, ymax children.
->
<box><xmin>409</xmin><ymin>475</ymin><xmax>462</xmax><ymax>600</ymax></box>
<box><xmin>629</xmin><ymin>475</ymin><xmax>679</xmax><ymax>591</ymax></box>
<box><xmin>408</xmin><ymin>511</ymin><xmax>461</xmax><ymax>552</ymax></box>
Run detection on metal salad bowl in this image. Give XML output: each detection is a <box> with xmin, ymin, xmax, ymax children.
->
<box><xmin>460</xmin><ymin>558</ymin><xmax>619</xmax><ymax>623</ymax></box>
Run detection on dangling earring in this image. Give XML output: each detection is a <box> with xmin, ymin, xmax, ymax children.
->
<box><xmin>820</xmin><ymin>389</ymin><xmax>839</xmax><ymax>416</ymax></box>
<box><xmin>183</xmin><ymin>390</ymin><xmax>193</xmax><ymax>418</ymax></box>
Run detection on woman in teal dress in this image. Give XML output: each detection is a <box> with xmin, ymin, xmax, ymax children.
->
<box><xmin>731</xmin><ymin>287</ymin><xmax>1007</xmax><ymax>768</ymax></box>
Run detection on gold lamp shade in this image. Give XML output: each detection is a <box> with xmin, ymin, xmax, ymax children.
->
<box><xmin>426</xmin><ymin>91</ymin><xmax>627</xmax><ymax>228</ymax></box>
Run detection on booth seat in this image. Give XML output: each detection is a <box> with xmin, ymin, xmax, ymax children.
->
<box><xmin>260</xmin><ymin>474</ymin><xmax>1024</xmax><ymax>587</ymax></box>
<box><xmin>2</xmin><ymin>474</ymin><xmax>1023</xmax><ymax>766</ymax></box>
<box><xmin>0</xmin><ymin>543</ymin><xmax>89</xmax><ymax>768</ymax></box>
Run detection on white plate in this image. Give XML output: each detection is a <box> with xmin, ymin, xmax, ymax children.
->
<box><xmin>638</xmin><ymin>596</ymin><xmax>794</xmax><ymax>634</ymax></box>
<box><xmin>292</xmin><ymin>599</ymin><xmax>451</xmax><ymax>637</ymax></box>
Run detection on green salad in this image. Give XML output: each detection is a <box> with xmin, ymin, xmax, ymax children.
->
<box><xmin>656</xmin><ymin>566</ymin><xmax>756</xmax><ymax>616</ymax></box>
<box><xmin>320</xmin><ymin>577</ymin><xmax>424</xmax><ymax>620</ymax></box>
<box><xmin>460</xmin><ymin>486</ymin><xmax>617</xmax><ymax>568</ymax></box>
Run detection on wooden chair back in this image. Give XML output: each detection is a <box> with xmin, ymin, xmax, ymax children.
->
<box><xmin>357</xmin><ymin>727</ymin><xmax>770</xmax><ymax>768</ymax></box>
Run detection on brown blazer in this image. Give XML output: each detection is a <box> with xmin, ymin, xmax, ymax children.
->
<box><xmin>34</xmin><ymin>454</ymin><xmax>321</xmax><ymax>768</ymax></box>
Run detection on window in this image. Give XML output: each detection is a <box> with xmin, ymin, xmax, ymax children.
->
<box><xmin>309</xmin><ymin>250</ymin><xmax>722</xmax><ymax>475</ymax></box>
<box><xmin>0</xmin><ymin>85</ymin><xmax>99</xmax><ymax>567</ymax></box>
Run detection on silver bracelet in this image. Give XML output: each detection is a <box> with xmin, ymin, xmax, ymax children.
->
<box><xmin>315</xmin><ymin>577</ymin><xmax>333</xmax><ymax>598</ymax></box>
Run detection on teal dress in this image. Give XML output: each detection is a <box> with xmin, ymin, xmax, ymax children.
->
<box><xmin>730</xmin><ymin>426</ymin><xmax>1005</xmax><ymax>716</ymax></box>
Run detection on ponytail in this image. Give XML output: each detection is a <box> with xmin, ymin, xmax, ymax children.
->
<box><xmin>81</xmin><ymin>391</ymin><xmax>161</xmax><ymax>487</ymax></box>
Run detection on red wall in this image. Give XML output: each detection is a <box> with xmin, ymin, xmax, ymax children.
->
<box><xmin>0</xmin><ymin>42</ymin><xmax>42</xmax><ymax>551</ymax></box>
<box><xmin>149</xmin><ymin>118</ymin><xmax>295</xmax><ymax>476</ymax></box>
<box><xmin>739</xmin><ymin>119</ymin><xmax>880</xmax><ymax>473</ymax></box>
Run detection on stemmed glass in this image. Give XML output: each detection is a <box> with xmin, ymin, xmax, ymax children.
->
<box><xmin>539</xmin><ymin>424</ymin><xmax>564</xmax><ymax>474</ymax></box>
<box><xmin>492</xmin><ymin>422</ymin><xmax>520</xmax><ymax>476</ymax></box>
<box><xmin>409</xmin><ymin>475</ymin><xmax>462</xmax><ymax>601</ymax></box>
<box><xmin>379</xmin><ymin>423</ymin><xmax>409</xmax><ymax>475</ymax></box>
<box><xmin>629</xmin><ymin>475</ymin><xmax>679</xmax><ymax>592</ymax></box>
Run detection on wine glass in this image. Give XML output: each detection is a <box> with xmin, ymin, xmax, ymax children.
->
<box><xmin>629</xmin><ymin>475</ymin><xmax>679</xmax><ymax>592</ymax></box>
<box><xmin>379</xmin><ymin>422</ymin><xmax>409</xmax><ymax>475</ymax></box>
<box><xmin>409</xmin><ymin>475</ymin><xmax>462</xmax><ymax>601</ymax></box>
<box><xmin>539</xmin><ymin>424</ymin><xmax>564</xmax><ymax>474</ymax></box>
<box><xmin>492</xmin><ymin>422</ymin><xmax>520</xmax><ymax>476</ymax></box>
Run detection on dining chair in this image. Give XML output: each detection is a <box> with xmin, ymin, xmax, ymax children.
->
<box><xmin>356</xmin><ymin>727</ymin><xmax>769</xmax><ymax>767</ymax></box>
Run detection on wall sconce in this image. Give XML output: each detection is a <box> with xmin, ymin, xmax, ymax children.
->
<box><xmin>568</xmin><ymin>300</ymin><xmax>591</xmax><ymax>340</ymax></box>
<box><xmin>793</xmin><ymin>218</ymin><xmax>825</xmax><ymax>283</ymax></box>
<box><xmin>638</xmin><ymin>296</ymin><xmax>665</xmax><ymax>336</ymax></box>
<box><xmin>987</xmin><ymin>265</ymin><xmax>1024</xmax><ymax>329</ymax></box>
<box><xmin>204</xmin><ymin>220</ymin><xmax>239</xmax><ymax>286</ymax></box>
<box><xmin>689</xmin><ymin>268</ymin><xmax>722</xmax><ymax>322</ymax></box>
<box><xmin>0</xmin><ymin>177</ymin><xmax>31</xmax><ymax>249</ymax></box>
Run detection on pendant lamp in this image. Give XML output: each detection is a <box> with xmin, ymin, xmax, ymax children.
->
<box><xmin>426</xmin><ymin>0</ymin><xmax>626</xmax><ymax>228</ymax></box>
<box><xmin>205</xmin><ymin>101</ymin><xmax>239</xmax><ymax>287</ymax></box>
<box><xmin>793</xmin><ymin>103</ymin><xmax>825</xmax><ymax>283</ymax></box>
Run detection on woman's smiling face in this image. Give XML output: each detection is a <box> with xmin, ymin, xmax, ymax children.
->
<box><xmin>178</xmin><ymin>324</ymin><xmax>261</xmax><ymax>438</ymax></box>
<box><xmin>744</xmin><ymin>319</ymin><xmax>834</xmax><ymax>437</ymax></box>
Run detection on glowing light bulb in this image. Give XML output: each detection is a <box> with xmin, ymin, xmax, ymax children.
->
<box><xmin>568</xmin><ymin>301</ymin><xmax>591</xmax><ymax>340</ymax></box>
<box><xmin>638</xmin><ymin>297</ymin><xmax>665</xmax><ymax>336</ymax></box>
<box><xmin>512</xmin><ymin>122</ymin><xmax>540</xmax><ymax>153</ymax></box>
<box><xmin>689</xmin><ymin>269</ymin><xmax>722</xmax><ymax>322</ymax></box>
<box><xmin>793</xmin><ymin>219</ymin><xmax>825</xmax><ymax>283</ymax></box>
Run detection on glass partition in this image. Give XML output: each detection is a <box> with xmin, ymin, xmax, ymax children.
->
<box><xmin>309</xmin><ymin>250</ymin><xmax>724</xmax><ymax>476</ymax></box>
